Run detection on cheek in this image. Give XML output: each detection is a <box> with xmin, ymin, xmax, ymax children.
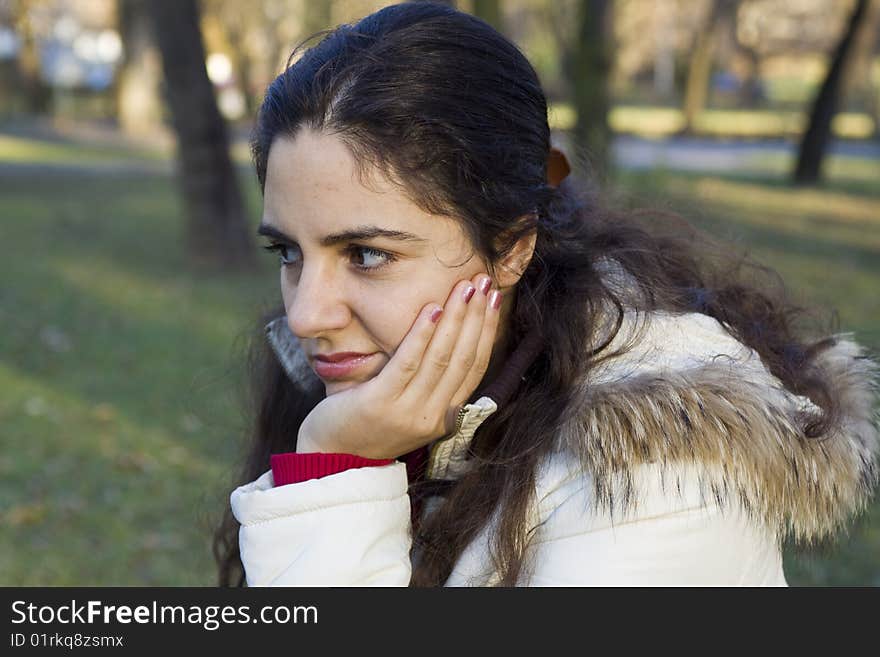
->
<box><xmin>356</xmin><ymin>294</ymin><xmax>418</xmax><ymax>355</ymax></box>
<box><xmin>368</xmin><ymin>277</ymin><xmax>460</xmax><ymax>353</ymax></box>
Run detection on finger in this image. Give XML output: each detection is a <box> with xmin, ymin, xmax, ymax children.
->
<box><xmin>374</xmin><ymin>301</ymin><xmax>445</xmax><ymax>396</ymax></box>
<box><xmin>450</xmin><ymin>283</ymin><xmax>502</xmax><ymax>406</ymax></box>
<box><xmin>431</xmin><ymin>273</ymin><xmax>494</xmax><ymax>406</ymax></box>
<box><xmin>404</xmin><ymin>278</ymin><xmax>476</xmax><ymax>394</ymax></box>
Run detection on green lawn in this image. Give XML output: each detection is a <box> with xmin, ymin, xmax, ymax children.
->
<box><xmin>0</xmin><ymin>164</ymin><xmax>276</xmax><ymax>585</ymax></box>
<box><xmin>548</xmin><ymin>103</ymin><xmax>877</xmax><ymax>140</ymax></box>
<box><xmin>0</xmin><ymin>133</ymin><xmax>169</xmax><ymax>166</ymax></box>
<box><xmin>1</xmin><ymin>136</ymin><xmax>877</xmax><ymax>585</ymax></box>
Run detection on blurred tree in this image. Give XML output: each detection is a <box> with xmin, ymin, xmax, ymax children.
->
<box><xmin>571</xmin><ymin>0</ymin><xmax>612</xmax><ymax>177</ymax></box>
<box><xmin>115</xmin><ymin>0</ymin><xmax>162</xmax><ymax>136</ymax></box>
<box><xmin>148</xmin><ymin>0</ymin><xmax>255</xmax><ymax>270</ymax></box>
<box><xmin>472</xmin><ymin>0</ymin><xmax>502</xmax><ymax>31</ymax></box>
<box><xmin>543</xmin><ymin>0</ymin><xmax>613</xmax><ymax>174</ymax></box>
<box><xmin>10</xmin><ymin>0</ymin><xmax>52</xmax><ymax>114</ymax></box>
<box><xmin>794</xmin><ymin>0</ymin><xmax>871</xmax><ymax>184</ymax></box>
<box><xmin>200</xmin><ymin>0</ymin><xmax>285</xmax><ymax>119</ymax></box>
<box><xmin>840</xmin><ymin>0</ymin><xmax>880</xmax><ymax>135</ymax></box>
<box><xmin>201</xmin><ymin>1</ymin><xmax>344</xmax><ymax>121</ymax></box>
<box><xmin>728</xmin><ymin>14</ymin><xmax>763</xmax><ymax>108</ymax></box>
<box><xmin>258</xmin><ymin>1</ymin><xmax>286</xmax><ymax>83</ymax></box>
<box><xmin>611</xmin><ymin>0</ymin><xmax>699</xmax><ymax>103</ymax></box>
<box><xmin>869</xmin><ymin>10</ymin><xmax>880</xmax><ymax>136</ymax></box>
<box><xmin>681</xmin><ymin>0</ymin><xmax>738</xmax><ymax>134</ymax></box>
<box><xmin>0</xmin><ymin>6</ymin><xmax>15</xmax><ymax>113</ymax></box>
<box><xmin>204</xmin><ymin>2</ymin><xmax>257</xmax><ymax>117</ymax></box>
<box><xmin>651</xmin><ymin>1</ymin><xmax>676</xmax><ymax>101</ymax></box>
<box><xmin>303</xmin><ymin>0</ymin><xmax>333</xmax><ymax>37</ymax></box>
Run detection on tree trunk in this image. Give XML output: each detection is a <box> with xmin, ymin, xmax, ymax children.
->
<box><xmin>736</xmin><ymin>46</ymin><xmax>762</xmax><ymax>109</ymax></box>
<box><xmin>222</xmin><ymin>15</ymin><xmax>258</xmax><ymax>118</ymax></box>
<box><xmin>233</xmin><ymin>47</ymin><xmax>257</xmax><ymax>119</ymax></box>
<box><xmin>472</xmin><ymin>0</ymin><xmax>502</xmax><ymax>31</ymax></box>
<box><xmin>841</xmin><ymin>0</ymin><xmax>880</xmax><ymax>138</ymax></box>
<box><xmin>116</xmin><ymin>0</ymin><xmax>163</xmax><ymax>136</ymax></box>
<box><xmin>794</xmin><ymin>0</ymin><xmax>870</xmax><ymax>184</ymax></box>
<box><xmin>653</xmin><ymin>3</ymin><xmax>675</xmax><ymax>101</ymax></box>
<box><xmin>571</xmin><ymin>0</ymin><xmax>612</xmax><ymax>179</ymax></box>
<box><xmin>682</xmin><ymin>0</ymin><xmax>736</xmax><ymax>134</ymax></box>
<box><xmin>148</xmin><ymin>0</ymin><xmax>255</xmax><ymax>270</ymax></box>
<box><xmin>14</xmin><ymin>4</ymin><xmax>52</xmax><ymax>115</ymax></box>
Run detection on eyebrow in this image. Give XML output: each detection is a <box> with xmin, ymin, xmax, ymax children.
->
<box><xmin>256</xmin><ymin>222</ymin><xmax>429</xmax><ymax>247</ymax></box>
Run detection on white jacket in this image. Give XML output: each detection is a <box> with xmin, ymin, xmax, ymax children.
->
<box><xmin>230</xmin><ymin>306</ymin><xmax>879</xmax><ymax>586</ymax></box>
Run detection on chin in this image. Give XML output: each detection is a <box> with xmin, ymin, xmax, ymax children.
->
<box><xmin>323</xmin><ymin>381</ymin><xmax>357</xmax><ymax>396</ymax></box>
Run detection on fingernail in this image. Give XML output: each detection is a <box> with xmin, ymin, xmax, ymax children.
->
<box><xmin>430</xmin><ymin>307</ymin><xmax>443</xmax><ymax>323</ymax></box>
<box><xmin>463</xmin><ymin>285</ymin><xmax>476</xmax><ymax>303</ymax></box>
<box><xmin>479</xmin><ymin>276</ymin><xmax>491</xmax><ymax>295</ymax></box>
<box><xmin>490</xmin><ymin>290</ymin><xmax>502</xmax><ymax>310</ymax></box>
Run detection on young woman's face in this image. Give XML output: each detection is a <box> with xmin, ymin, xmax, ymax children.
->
<box><xmin>260</xmin><ymin>128</ymin><xmax>510</xmax><ymax>396</ymax></box>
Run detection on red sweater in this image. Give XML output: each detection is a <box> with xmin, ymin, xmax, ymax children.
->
<box><xmin>270</xmin><ymin>447</ymin><xmax>427</xmax><ymax>486</ymax></box>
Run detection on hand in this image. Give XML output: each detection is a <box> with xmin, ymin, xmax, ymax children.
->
<box><xmin>296</xmin><ymin>272</ymin><xmax>503</xmax><ymax>460</ymax></box>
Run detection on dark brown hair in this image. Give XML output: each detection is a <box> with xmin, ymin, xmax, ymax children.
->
<box><xmin>213</xmin><ymin>1</ymin><xmax>842</xmax><ymax>586</ymax></box>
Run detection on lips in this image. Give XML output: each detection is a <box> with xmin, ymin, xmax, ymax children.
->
<box><xmin>312</xmin><ymin>353</ymin><xmax>378</xmax><ymax>380</ymax></box>
<box><xmin>315</xmin><ymin>352</ymin><xmax>373</xmax><ymax>363</ymax></box>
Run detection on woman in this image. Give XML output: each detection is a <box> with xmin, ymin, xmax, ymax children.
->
<box><xmin>214</xmin><ymin>2</ymin><xmax>879</xmax><ymax>586</ymax></box>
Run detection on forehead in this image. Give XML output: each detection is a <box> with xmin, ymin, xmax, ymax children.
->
<box><xmin>263</xmin><ymin>129</ymin><xmax>460</xmax><ymax>244</ymax></box>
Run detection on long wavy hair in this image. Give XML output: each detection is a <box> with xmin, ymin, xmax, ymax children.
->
<box><xmin>213</xmin><ymin>1</ymin><xmax>843</xmax><ymax>586</ymax></box>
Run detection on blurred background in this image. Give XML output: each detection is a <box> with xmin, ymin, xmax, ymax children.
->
<box><xmin>0</xmin><ymin>0</ymin><xmax>877</xmax><ymax>585</ymax></box>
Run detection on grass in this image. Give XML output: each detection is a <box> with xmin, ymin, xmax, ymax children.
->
<box><xmin>1</xmin><ymin>132</ymin><xmax>878</xmax><ymax>585</ymax></box>
<box><xmin>0</xmin><ymin>166</ymin><xmax>277</xmax><ymax>584</ymax></box>
<box><xmin>0</xmin><ymin>133</ymin><xmax>169</xmax><ymax>166</ymax></box>
<box><xmin>547</xmin><ymin>103</ymin><xmax>878</xmax><ymax>140</ymax></box>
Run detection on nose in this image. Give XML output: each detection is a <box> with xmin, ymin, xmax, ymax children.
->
<box><xmin>283</xmin><ymin>263</ymin><xmax>351</xmax><ymax>340</ymax></box>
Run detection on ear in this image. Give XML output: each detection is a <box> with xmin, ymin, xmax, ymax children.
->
<box><xmin>492</xmin><ymin>219</ymin><xmax>537</xmax><ymax>290</ymax></box>
<box><xmin>547</xmin><ymin>146</ymin><xmax>571</xmax><ymax>188</ymax></box>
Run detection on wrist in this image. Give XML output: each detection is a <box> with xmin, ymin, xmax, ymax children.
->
<box><xmin>295</xmin><ymin>428</ymin><xmax>322</xmax><ymax>454</ymax></box>
<box><xmin>296</xmin><ymin>421</ymin><xmax>341</xmax><ymax>454</ymax></box>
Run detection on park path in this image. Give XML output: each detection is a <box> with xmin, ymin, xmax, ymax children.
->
<box><xmin>612</xmin><ymin>134</ymin><xmax>880</xmax><ymax>172</ymax></box>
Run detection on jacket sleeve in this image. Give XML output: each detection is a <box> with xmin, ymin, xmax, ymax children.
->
<box><xmin>523</xmin><ymin>457</ymin><xmax>788</xmax><ymax>586</ymax></box>
<box><xmin>229</xmin><ymin>463</ymin><xmax>412</xmax><ymax>586</ymax></box>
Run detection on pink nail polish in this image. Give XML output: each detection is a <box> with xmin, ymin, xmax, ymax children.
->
<box><xmin>430</xmin><ymin>307</ymin><xmax>443</xmax><ymax>323</ymax></box>
<box><xmin>490</xmin><ymin>290</ymin><xmax>502</xmax><ymax>309</ymax></box>
<box><xmin>463</xmin><ymin>285</ymin><xmax>476</xmax><ymax>303</ymax></box>
<box><xmin>479</xmin><ymin>277</ymin><xmax>491</xmax><ymax>295</ymax></box>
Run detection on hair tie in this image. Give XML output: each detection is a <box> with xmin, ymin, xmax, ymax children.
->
<box><xmin>546</xmin><ymin>146</ymin><xmax>571</xmax><ymax>188</ymax></box>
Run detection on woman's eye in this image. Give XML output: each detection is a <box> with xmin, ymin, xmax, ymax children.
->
<box><xmin>261</xmin><ymin>243</ymin><xmax>396</xmax><ymax>273</ymax></box>
<box><xmin>348</xmin><ymin>245</ymin><xmax>396</xmax><ymax>271</ymax></box>
<box><xmin>261</xmin><ymin>243</ymin><xmax>300</xmax><ymax>267</ymax></box>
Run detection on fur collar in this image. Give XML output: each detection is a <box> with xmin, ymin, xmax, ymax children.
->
<box><xmin>561</xmin><ymin>310</ymin><xmax>879</xmax><ymax>544</ymax></box>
